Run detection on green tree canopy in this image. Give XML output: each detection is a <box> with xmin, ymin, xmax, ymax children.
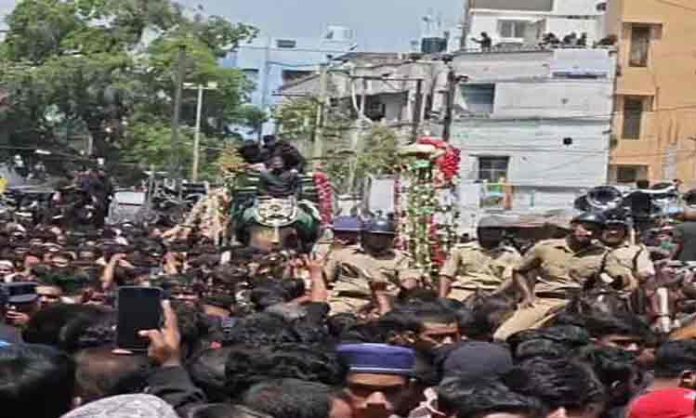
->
<box><xmin>0</xmin><ymin>0</ymin><xmax>260</xmax><ymax>179</ymax></box>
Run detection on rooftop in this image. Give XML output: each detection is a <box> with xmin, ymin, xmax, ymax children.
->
<box><xmin>470</xmin><ymin>0</ymin><xmax>554</xmax><ymax>12</ymax></box>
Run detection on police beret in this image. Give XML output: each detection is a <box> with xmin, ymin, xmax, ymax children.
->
<box><xmin>337</xmin><ymin>343</ymin><xmax>415</xmax><ymax>376</ymax></box>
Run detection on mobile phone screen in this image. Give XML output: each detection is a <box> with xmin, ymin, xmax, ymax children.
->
<box><xmin>116</xmin><ymin>287</ymin><xmax>163</xmax><ymax>351</ymax></box>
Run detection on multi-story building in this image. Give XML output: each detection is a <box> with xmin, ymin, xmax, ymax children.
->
<box><xmin>222</xmin><ymin>26</ymin><xmax>356</xmax><ymax>137</ymax></box>
<box><xmin>450</xmin><ymin>48</ymin><xmax>616</xmax><ymax>229</ymax></box>
<box><xmin>605</xmin><ymin>0</ymin><xmax>696</xmax><ymax>185</ymax></box>
<box><xmin>279</xmin><ymin>47</ymin><xmax>616</xmax><ymax>226</ymax></box>
<box><xmin>464</xmin><ymin>0</ymin><xmax>607</xmax><ymax>49</ymax></box>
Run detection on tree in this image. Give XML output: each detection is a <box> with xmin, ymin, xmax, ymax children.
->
<box><xmin>0</xmin><ymin>0</ymin><xmax>260</xmax><ymax>180</ymax></box>
<box><xmin>327</xmin><ymin>125</ymin><xmax>401</xmax><ymax>193</ymax></box>
<box><xmin>275</xmin><ymin>97</ymin><xmax>400</xmax><ymax>194</ymax></box>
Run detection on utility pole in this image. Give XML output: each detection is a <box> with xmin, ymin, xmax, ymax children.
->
<box><xmin>411</xmin><ymin>79</ymin><xmax>424</xmax><ymax>143</ymax></box>
<box><xmin>347</xmin><ymin>77</ymin><xmax>368</xmax><ymax>192</ymax></box>
<box><xmin>192</xmin><ymin>84</ymin><xmax>204</xmax><ymax>182</ymax></box>
<box><xmin>170</xmin><ymin>45</ymin><xmax>186</xmax><ymax>183</ymax></box>
<box><xmin>313</xmin><ymin>63</ymin><xmax>329</xmax><ymax>169</ymax></box>
<box><xmin>442</xmin><ymin>62</ymin><xmax>457</xmax><ymax>142</ymax></box>
<box><xmin>188</xmin><ymin>82</ymin><xmax>218</xmax><ymax>182</ymax></box>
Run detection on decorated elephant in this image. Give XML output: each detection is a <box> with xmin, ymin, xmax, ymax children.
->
<box><xmin>228</xmin><ymin>171</ymin><xmax>330</xmax><ymax>253</ymax></box>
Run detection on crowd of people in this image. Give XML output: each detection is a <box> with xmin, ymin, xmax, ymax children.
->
<box><xmin>4</xmin><ymin>163</ymin><xmax>696</xmax><ymax>418</ymax></box>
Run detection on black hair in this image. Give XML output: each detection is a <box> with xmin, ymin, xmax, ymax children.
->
<box><xmin>280</xmin><ymin>278</ymin><xmax>305</xmax><ymax>300</ymax></box>
<box><xmin>172</xmin><ymin>301</ymin><xmax>212</xmax><ymax>358</ymax></box>
<box><xmin>514</xmin><ymin>338</ymin><xmax>568</xmax><ymax>361</ymax></box>
<box><xmin>222</xmin><ymin>313</ymin><xmax>300</xmax><ymax>346</ymax></box>
<box><xmin>338</xmin><ymin>322</ymin><xmax>386</xmax><ymax>344</ymax></box>
<box><xmin>186</xmin><ymin>404</ymin><xmax>272</xmax><ymax>418</ymax></box>
<box><xmin>249</xmin><ymin>285</ymin><xmax>288</xmax><ymax>311</ymax></box>
<box><xmin>437</xmin><ymin>378</ymin><xmax>545</xmax><ymax>418</ymax></box>
<box><xmin>465</xmin><ymin>295</ymin><xmax>516</xmax><ymax>340</ymax></box>
<box><xmin>326</xmin><ymin>313</ymin><xmax>359</xmax><ymax>339</ymax></box>
<box><xmin>396</xmin><ymin>300</ymin><xmax>459</xmax><ymax>326</ymax></box>
<box><xmin>540</xmin><ymin>325</ymin><xmax>591</xmax><ymax>348</ymax></box>
<box><xmin>506</xmin><ymin>329</ymin><xmax>546</xmax><ymax>353</ymax></box>
<box><xmin>576</xmin><ymin>346</ymin><xmax>640</xmax><ymax>407</ymax></box>
<box><xmin>241</xmin><ymin>379</ymin><xmax>334</xmax><ymax>418</ymax></box>
<box><xmin>74</xmin><ymin>347</ymin><xmax>151</xmax><ymax>403</ymax></box>
<box><xmin>22</xmin><ymin>304</ymin><xmax>114</xmax><ymax>352</ymax></box>
<box><xmin>504</xmin><ymin>358</ymin><xmax>605</xmax><ymax>413</ymax></box>
<box><xmin>654</xmin><ymin>340</ymin><xmax>696</xmax><ymax>378</ymax></box>
<box><xmin>0</xmin><ymin>344</ymin><xmax>76</xmax><ymax>418</ymax></box>
<box><xmin>188</xmin><ymin>347</ymin><xmax>234</xmax><ymax>402</ymax></box>
<box><xmin>584</xmin><ymin>313</ymin><xmax>652</xmax><ymax>343</ymax></box>
<box><xmin>377</xmin><ymin>310</ymin><xmax>425</xmax><ymax>338</ymax></box>
<box><xmin>224</xmin><ymin>343</ymin><xmax>346</xmax><ymax>399</ymax></box>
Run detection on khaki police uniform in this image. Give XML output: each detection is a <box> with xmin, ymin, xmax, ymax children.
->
<box><xmin>323</xmin><ymin>245</ymin><xmax>421</xmax><ymax>314</ymax></box>
<box><xmin>603</xmin><ymin>242</ymin><xmax>654</xmax><ymax>290</ymax></box>
<box><xmin>494</xmin><ymin>238</ymin><xmax>607</xmax><ymax>340</ymax></box>
<box><xmin>440</xmin><ymin>242</ymin><xmax>521</xmax><ymax>300</ymax></box>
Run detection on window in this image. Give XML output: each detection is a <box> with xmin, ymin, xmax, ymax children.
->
<box><xmin>242</xmin><ymin>69</ymin><xmax>259</xmax><ymax>83</ymax></box>
<box><xmin>615</xmin><ymin>165</ymin><xmax>648</xmax><ymax>184</ymax></box>
<box><xmin>281</xmin><ymin>69</ymin><xmax>311</xmax><ymax>84</ymax></box>
<box><xmin>364</xmin><ymin>97</ymin><xmax>386</xmax><ymax>121</ymax></box>
<box><xmin>622</xmin><ymin>97</ymin><xmax>645</xmax><ymax>139</ymax></box>
<box><xmin>276</xmin><ymin>39</ymin><xmax>297</xmax><ymax>49</ymax></box>
<box><xmin>629</xmin><ymin>25</ymin><xmax>650</xmax><ymax>67</ymax></box>
<box><xmin>461</xmin><ymin>84</ymin><xmax>495</xmax><ymax>115</ymax></box>
<box><xmin>499</xmin><ymin>20</ymin><xmax>527</xmax><ymax>38</ymax></box>
<box><xmin>478</xmin><ymin>156</ymin><xmax>509</xmax><ymax>183</ymax></box>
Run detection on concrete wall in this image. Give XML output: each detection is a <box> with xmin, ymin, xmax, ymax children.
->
<box><xmin>452</xmin><ymin>50</ymin><xmax>551</xmax><ymax>81</ymax></box>
<box><xmin>467</xmin><ymin>0</ymin><xmax>605</xmax><ymax>48</ymax></box>
<box><xmin>453</xmin><ymin>119</ymin><xmax>609</xmax><ymax>188</ymax></box>
<box><xmin>493</xmin><ymin>79</ymin><xmax>614</xmax><ymax>119</ymax></box>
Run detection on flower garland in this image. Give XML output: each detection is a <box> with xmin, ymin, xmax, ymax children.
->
<box><xmin>396</xmin><ymin>138</ymin><xmax>461</xmax><ymax>275</ymax></box>
<box><xmin>313</xmin><ymin>171</ymin><xmax>334</xmax><ymax>226</ymax></box>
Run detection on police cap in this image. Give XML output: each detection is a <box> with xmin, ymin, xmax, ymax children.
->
<box><xmin>332</xmin><ymin>216</ymin><xmax>362</xmax><ymax>233</ymax></box>
<box><xmin>363</xmin><ymin>217</ymin><xmax>397</xmax><ymax>235</ymax></box>
<box><xmin>571</xmin><ymin>212</ymin><xmax>606</xmax><ymax>226</ymax></box>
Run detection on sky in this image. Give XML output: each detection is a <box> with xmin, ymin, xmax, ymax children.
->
<box><xmin>0</xmin><ymin>0</ymin><xmax>464</xmax><ymax>51</ymax></box>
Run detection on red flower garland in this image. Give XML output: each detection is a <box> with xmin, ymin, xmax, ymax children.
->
<box><xmin>417</xmin><ymin>137</ymin><xmax>461</xmax><ymax>184</ymax></box>
<box><xmin>313</xmin><ymin>171</ymin><xmax>334</xmax><ymax>226</ymax></box>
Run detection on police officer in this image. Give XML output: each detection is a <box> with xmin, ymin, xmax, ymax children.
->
<box><xmin>600</xmin><ymin>211</ymin><xmax>654</xmax><ymax>291</ymax></box>
<box><xmin>314</xmin><ymin>215</ymin><xmax>362</xmax><ymax>259</ymax></box>
<box><xmin>494</xmin><ymin>212</ymin><xmax>607</xmax><ymax>340</ymax></box>
<box><xmin>331</xmin><ymin>216</ymin><xmax>362</xmax><ymax>250</ymax></box>
<box><xmin>439</xmin><ymin>217</ymin><xmax>521</xmax><ymax>301</ymax></box>
<box><xmin>323</xmin><ymin>217</ymin><xmax>421</xmax><ymax>314</ymax></box>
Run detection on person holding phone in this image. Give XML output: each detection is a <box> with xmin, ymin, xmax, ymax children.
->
<box><xmin>137</xmin><ymin>299</ymin><xmax>206</xmax><ymax>416</ymax></box>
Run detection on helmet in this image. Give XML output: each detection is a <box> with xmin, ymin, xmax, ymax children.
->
<box><xmin>603</xmin><ymin>209</ymin><xmax>630</xmax><ymax>229</ymax></box>
<box><xmin>332</xmin><ymin>216</ymin><xmax>362</xmax><ymax>233</ymax></box>
<box><xmin>571</xmin><ymin>212</ymin><xmax>606</xmax><ymax>226</ymax></box>
<box><xmin>363</xmin><ymin>217</ymin><xmax>397</xmax><ymax>235</ymax></box>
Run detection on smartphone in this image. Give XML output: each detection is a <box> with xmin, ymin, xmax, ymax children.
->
<box><xmin>116</xmin><ymin>286</ymin><xmax>163</xmax><ymax>351</ymax></box>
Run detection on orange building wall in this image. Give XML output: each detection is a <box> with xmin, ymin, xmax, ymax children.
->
<box><xmin>606</xmin><ymin>0</ymin><xmax>696</xmax><ymax>185</ymax></box>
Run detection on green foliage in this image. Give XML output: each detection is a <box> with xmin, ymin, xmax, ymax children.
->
<box><xmin>275</xmin><ymin>98</ymin><xmax>400</xmax><ymax>193</ymax></box>
<box><xmin>355</xmin><ymin>125</ymin><xmax>400</xmax><ymax>176</ymax></box>
<box><xmin>0</xmin><ymin>0</ymin><xmax>260</xmax><ymax>180</ymax></box>
<box><xmin>324</xmin><ymin>125</ymin><xmax>400</xmax><ymax>193</ymax></box>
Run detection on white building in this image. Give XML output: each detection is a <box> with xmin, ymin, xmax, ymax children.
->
<box><xmin>464</xmin><ymin>0</ymin><xmax>607</xmax><ymax>49</ymax></box>
<box><xmin>450</xmin><ymin>48</ymin><xmax>616</xmax><ymax>230</ymax></box>
<box><xmin>222</xmin><ymin>26</ymin><xmax>356</xmax><ymax>137</ymax></box>
<box><xmin>278</xmin><ymin>45</ymin><xmax>616</xmax><ymax>230</ymax></box>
